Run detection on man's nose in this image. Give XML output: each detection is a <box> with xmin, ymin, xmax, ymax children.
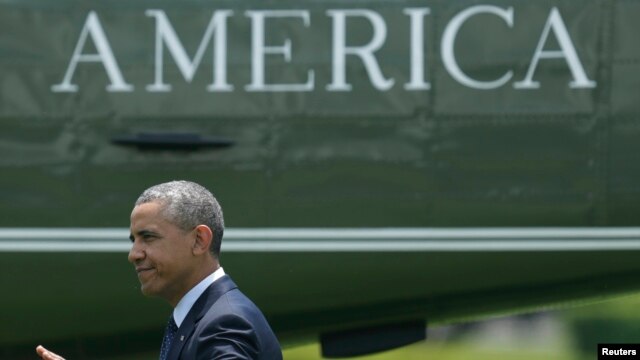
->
<box><xmin>128</xmin><ymin>241</ymin><xmax>144</xmax><ymax>263</ymax></box>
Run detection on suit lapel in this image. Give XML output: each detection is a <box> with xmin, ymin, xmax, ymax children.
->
<box><xmin>167</xmin><ymin>275</ymin><xmax>238</xmax><ymax>360</ymax></box>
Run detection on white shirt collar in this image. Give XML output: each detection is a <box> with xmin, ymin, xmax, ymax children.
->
<box><xmin>173</xmin><ymin>267</ymin><xmax>225</xmax><ymax>327</ymax></box>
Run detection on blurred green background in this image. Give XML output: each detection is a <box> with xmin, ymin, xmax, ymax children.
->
<box><xmin>284</xmin><ymin>293</ymin><xmax>640</xmax><ymax>360</ymax></box>
<box><xmin>110</xmin><ymin>293</ymin><xmax>640</xmax><ymax>360</ymax></box>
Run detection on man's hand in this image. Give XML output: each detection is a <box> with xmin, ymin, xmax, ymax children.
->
<box><xmin>35</xmin><ymin>345</ymin><xmax>65</xmax><ymax>360</ymax></box>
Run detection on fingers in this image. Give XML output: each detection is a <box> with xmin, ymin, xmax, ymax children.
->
<box><xmin>36</xmin><ymin>345</ymin><xmax>66</xmax><ymax>360</ymax></box>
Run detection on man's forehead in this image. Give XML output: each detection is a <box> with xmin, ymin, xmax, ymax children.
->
<box><xmin>130</xmin><ymin>211</ymin><xmax>166</xmax><ymax>239</ymax></box>
<box><xmin>130</xmin><ymin>201</ymin><xmax>185</xmax><ymax>231</ymax></box>
<box><xmin>131</xmin><ymin>200</ymin><xmax>166</xmax><ymax>216</ymax></box>
<box><xmin>130</xmin><ymin>202</ymin><xmax>168</xmax><ymax>227</ymax></box>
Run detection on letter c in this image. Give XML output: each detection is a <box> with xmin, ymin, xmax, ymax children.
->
<box><xmin>442</xmin><ymin>5</ymin><xmax>514</xmax><ymax>89</ymax></box>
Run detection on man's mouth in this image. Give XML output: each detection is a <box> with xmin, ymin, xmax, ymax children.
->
<box><xmin>136</xmin><ymin>267</ymin><xmax>154</xmax><ymax>275</ymax></box>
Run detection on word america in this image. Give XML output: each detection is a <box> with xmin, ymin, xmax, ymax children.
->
<box><xmin>51</xmin><ymin>6</ymin><xmax>596</xmax><ymax>93</ymax></box>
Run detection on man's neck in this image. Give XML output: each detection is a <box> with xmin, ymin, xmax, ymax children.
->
<box><xmin>168</xmin><ymin>260</ymin><xmax>219</xmax><ymax>307</ymax></box>
<box><xmin>172</xmin><ymin>267</ymin><xmax>226</xmax><ymax>327</ymax></box>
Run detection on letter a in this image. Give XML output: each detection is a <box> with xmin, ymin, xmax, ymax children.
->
<box><xmin>51</xmin><ymin>11</ymin><xmax>133</xmax><ymax>92</ymax></box>
<box><xmin>514</xmin><ymin>7</ymin><xmax>596</xmax><ymax>89</ymax></box>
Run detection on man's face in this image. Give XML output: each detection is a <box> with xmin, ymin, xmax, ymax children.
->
<box><xmin>128</xmin><ymin>201</ymin><xmax>196</xmax><ymax>305</ymax></box>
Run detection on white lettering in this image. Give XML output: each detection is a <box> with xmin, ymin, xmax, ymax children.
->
<box><xmin>514</xmin><ymin>7</ymin><xmax>596</xmax><ymax>89</ymax></box>
<box><xmin>602</xmin><ymin>348</ymin><xmax>638</xmax><ymax>356</ymax></box>
<box><xmin>442</xmin><ymin>5</ymin><xmax>514</xmax><ymax>90</ymax></box>
<box><xmin>245</xmin><ymin>10</ymin><xmax>314</xmax><ymax>92</ymax></box>
<box><xmin>326</xmin><ymin>9</ymin><xmax>394</xmax><ymax>91</ymax></box>
<box><xmin>51</xmin><ymin>11</ymin><xmax>132</xmax><ymax>93</ymax></box>
<box><xmin>51</xmin><ymin>6</ymin><xmax>598</xmax><ymax>94</ymax></box>
<box><xmin>403</xmin><ymin>8</ymin><xmax>431</xmax><ymax>90</ymax></box>
<box><xmin>145</xmin><ymin>9</ymin><xmax>233</xmax><ymax>92</ymax></box>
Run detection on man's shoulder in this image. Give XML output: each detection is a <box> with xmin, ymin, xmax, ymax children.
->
<box><xmin>205</xmin><ymin>287</ymin><xmax>265</xmax><ymax>322</ymax></box>
<box><xmin>187</xmin><ymin>279</ymin><xmax>283</xmax><ymax>359</ymax></box>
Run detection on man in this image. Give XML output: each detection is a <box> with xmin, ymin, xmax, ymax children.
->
<box><xmin>37</xmin><ymin>180</ymin><xmax>282</xmax><ymax>360</ymax></box>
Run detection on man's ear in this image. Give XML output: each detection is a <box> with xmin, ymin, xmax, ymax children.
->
<box><xmin>192</xmin><ymin>225</ymin><xmax>213</xmax><ymax>255</ymax></box>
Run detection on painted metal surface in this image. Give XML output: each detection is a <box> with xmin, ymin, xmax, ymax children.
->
<box><xmin>2</xmin><ymin>227</ymin><xmax>640</xmax><ymax>354</ymax></box>
<box><xmin>0</xmin><ymin>0</ymin><xmax>616</xmax><ymax>228</ymax></box>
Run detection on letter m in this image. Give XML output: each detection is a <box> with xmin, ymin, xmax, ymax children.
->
<box><xmin>145</xmin><ymin>10</ymin><xmax>233</xmax><ymax>92</ymax></box>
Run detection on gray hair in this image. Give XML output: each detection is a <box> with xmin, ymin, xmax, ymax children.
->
<box><xmin>135</xmin><ymin>180</ymin><xmax>224</xmax><ymax>257</ymax></box>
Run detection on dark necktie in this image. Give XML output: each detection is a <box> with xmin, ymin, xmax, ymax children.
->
<box><xmin>159</xmin><ymin>315</ymin><xmax>179</xmax><ymax>360</ymax></box>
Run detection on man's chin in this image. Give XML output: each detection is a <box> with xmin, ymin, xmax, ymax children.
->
<box><xmin>140</xmin><ymin>283</ymin><xmax>159</xmax><ymax>297</ymax></box>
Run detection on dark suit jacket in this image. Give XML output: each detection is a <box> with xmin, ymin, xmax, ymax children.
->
<box><xmin>166</xmin><ymin>275</ymin><xmax>282</xmax><ymax>360</ymax></box>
